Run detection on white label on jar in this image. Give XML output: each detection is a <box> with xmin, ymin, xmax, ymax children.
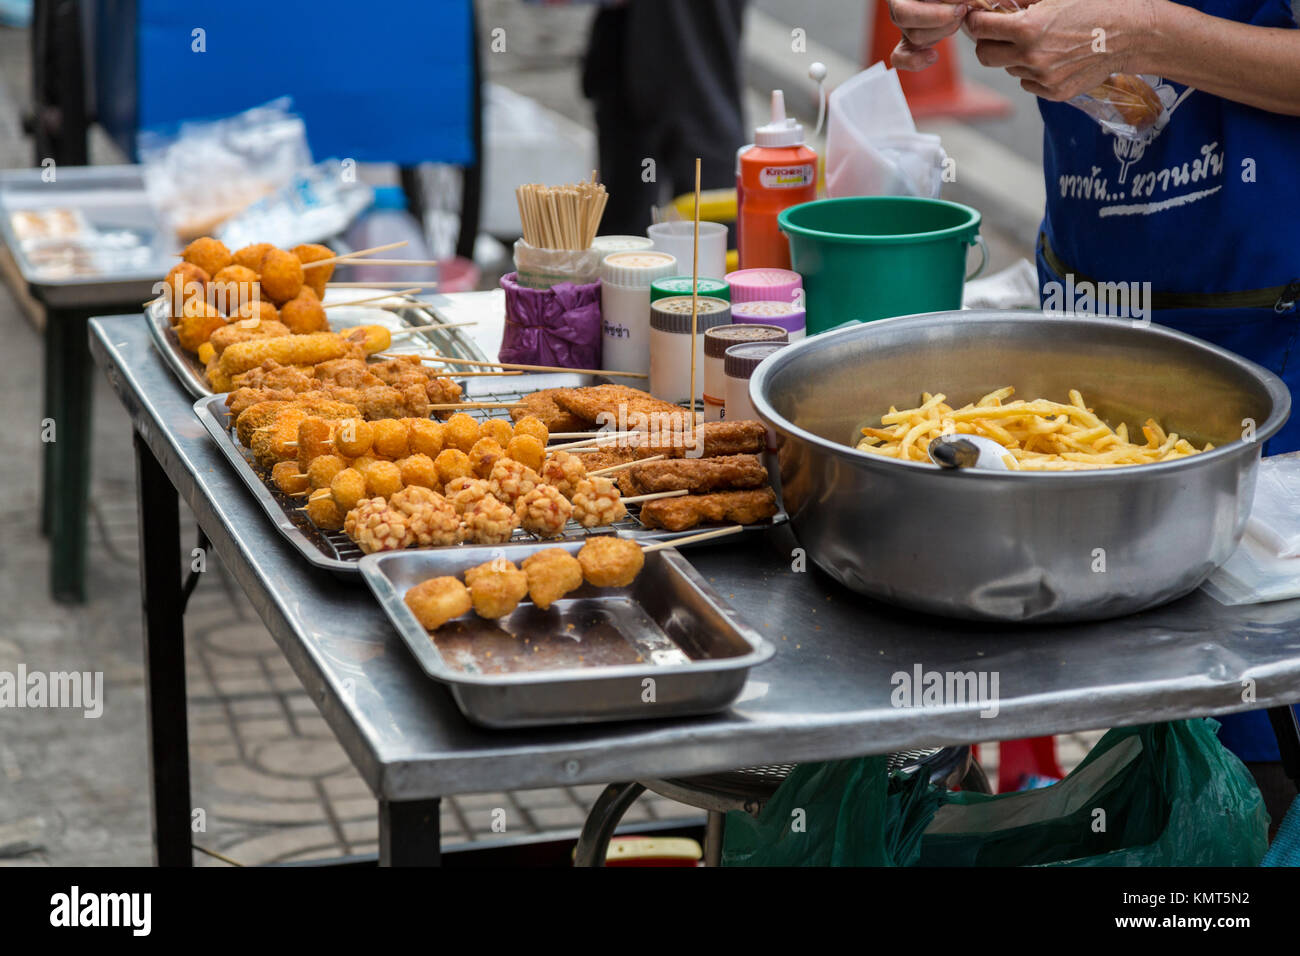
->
<box><xmin>760</xmin><ymin>165</ymin><xmax>814</xmax><ymax>189</ymax></box>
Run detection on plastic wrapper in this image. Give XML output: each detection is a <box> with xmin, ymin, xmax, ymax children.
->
<box><xmin>981</xmin><ymin>0</ymin><xmax>1168</xmax><ymax>141</ymax></box>
<box><xmin>1202</xmin><ymin>455</ymin><xmax>1300</xmax><ymax>605</ymax></box>
<box><xmin>217</xmin><ymin>160</ymin><xmax>374</xmax><ymax>250</ymax></box>
<box><xmin>512</xmin><ymin>239</ymin><xmax>603</xmax><ymax>290</ymax></box>
<box><xmin>499</xmin><ymin>271</ymin><xmax>603</xmax><ymax>370</ymax></box>
<box><xmin>139</xmin><ymin>97</ymin><xmax>312</xmax><ymax>240</ymax></box>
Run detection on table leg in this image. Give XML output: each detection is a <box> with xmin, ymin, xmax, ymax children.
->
<box><xmin>378</xmin><ymin>799</ymin><xmax>442</xmax><ymax>866</ymax></box>
<box><xmin>42</xmin><ymin>307</ymin><xmax>93</xmax><ymax>603</ymax></box>
<box><xmin>134</xmin><ymin>431</ymin><xmax>193</xmax><ymax>867</ymax></box>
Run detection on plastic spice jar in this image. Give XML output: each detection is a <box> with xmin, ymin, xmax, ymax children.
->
<box><xmin>600</xmin><ymin>250</ymin><xmax>678</xmax><ymax>385</ymax></box>
<box><xmin>731</xmin><ymin>299</ymin><xmax>806</xmax><ymax>341</ymax></box>
<box><xmin>724</xmin><ymin>341</ymin><xmax>786</xmax><ymax>447</ymax></box>
<box><xmin>703</xmin><ymin>324</ymin><xmax>788</xmax><ymax>422</ymax></box>
<box><xmin>648</xmin><ymin>295</ymin><xmax>732</xmax><ymax>405</ymax></box>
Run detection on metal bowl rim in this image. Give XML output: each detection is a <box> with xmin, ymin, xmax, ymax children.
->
<box><xmin>749</xmin><ymin>309</ymin><xmax>1291</xmax><ymax>481</ymax></box>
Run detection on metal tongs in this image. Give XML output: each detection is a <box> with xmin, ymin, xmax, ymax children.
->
<box><xmin>928</xmin><ymin>434</ymin><xmax>1010</xmax><ymax>471</ymax></box>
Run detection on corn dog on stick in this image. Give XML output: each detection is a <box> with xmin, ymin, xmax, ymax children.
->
<box><xmin>219</xmin><ymin>332</ymin><xmax>351</xmax><ymax>376</ymax></box>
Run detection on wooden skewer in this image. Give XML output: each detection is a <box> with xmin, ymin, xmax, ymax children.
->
<box><xmin>391</xmin><ymin>322</ymin><xmax>479</xmax><ymax>335</ymax></box>
<box><xmin>323</xmin><ymin>288</ymin><xmax>423</xmax><ymax>310</ymax></box>
<box><xmin>622</xmin><ymin>489</ymin><xmax>688</xmax><ymax>505</ymax></box>
<box><xmin>331</xmin><ymin>259</ymin><xmax>440</xmax><ymax>267</ymax></box>
<box><xmin>640</xmin><ymin>524</ymin><xmax>746</xmax><ymax>553</ymax></box>
<box><xmin>300</xmin><ymin>241</ymin><xmax>409</xmax><ymax>270</ymax></box>
<box><xmin>589</xmin><ymin>454</ymin><xmax>665</xmax><ymax>476</ymax></box>
<box><xmin>445</xmin><ymin>370</ymin><xmax>524</xmax><ymax>378</ymax></box>
<box><xmin>548</xmin><ymin>431</ymin><xmax>609</xmax><ymax>440</ymax></box>
<box><xmin>375</xmin><ymin>352</ymin><xmax>648</xmax><ymax>379</ymax></box>
<box><xmin>428</xmin><ymin>402</ymin><xmax>523</xmax><ymax>411</ymax></box>
<box><xmin>328</xmin><ymin>281</ymin><xmax>439</xmax><ymax>289</ymax></box>
<box><xmin>689</xmin><ymin>157</ymin><xmax>702</xmax><ymax>436</ymax></box>
<box><xmin>548</xmin><ymin>433</ymin><xmax>644</xmax><ymax>452</ymax></box>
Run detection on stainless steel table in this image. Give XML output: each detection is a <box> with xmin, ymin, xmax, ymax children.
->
<box><xmin>90</xmin><ymin>313</ymin><xmax>1300</xmax><ymax>867</ymax></box>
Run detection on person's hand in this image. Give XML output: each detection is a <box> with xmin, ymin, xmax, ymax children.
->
<box><xmin>887</xmin><ymin>0</ymin><xmax>971</xmax><ymax>71</ymax></box>
<box><xmin>965</xmin><ymin>0</ymin><xmax>1160</xmax><ymax>99</ymax></box>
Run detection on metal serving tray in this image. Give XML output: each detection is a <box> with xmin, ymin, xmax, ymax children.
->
<box><xmin>147</xmin><ymin>288</ymin><xmax>486</xmax><ymax>399</ymax></box>
<box><xmin>360</xmin><ymin>541</ymin><xmax>774</xmax><ymax>727</ymax></box>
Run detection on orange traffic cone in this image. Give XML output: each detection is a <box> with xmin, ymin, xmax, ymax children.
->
<box><xmin>865</xmin><ymin>0</ymin><xmax>1011</xmax><ymax>120</ymax></box>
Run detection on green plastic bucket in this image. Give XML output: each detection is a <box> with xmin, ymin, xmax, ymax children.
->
<box><xmin>778</xmin><ymin>197</ymin><xmax>986</xmax><ymax>335</ymax></box>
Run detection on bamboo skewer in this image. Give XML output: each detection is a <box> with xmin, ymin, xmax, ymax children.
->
<box><xmin>640</xmin><ymin>524</ymin><xmax>746</xmax><ymax>553</ymax></box>
<box><xmin>589</xmin><ymin>454</ymin><xmax>666</xmax><ymax>476</ymax></box>
<box><xmin>330</xmin><ymin>258</ymin><xmax>440</xmax><ymax>267</ymax></box>
<box><xmin>391</xmin><ymin>322</ymin><xmax>479</xmax><ymax>335</ymax></box>
<box><xmin>689</xmin><ymin>157</ymin><xmax>702</xmax><ymax>437</ymax></box>
<box><xmin>428</xmin><ymin>401</ymin><xmax>524</xmax><ymax>411</ymax></box>
<box><xmin>515</xmin><ymin>178</ymin><xmax>609</xmax><ymax>250</ymax></box>
<box><xmin>328</xmin><ymin>281</ymin><xmax>440</xmax><ymax>289</ymax></box>
<box><xmin>375</xmin><ymin>352</ymin><xmax>649</xmax><ymax>379</ymax></box>
<box><xmin>323</xmin><ymin>288</ymin><xmax>423</xmax><ymax>310</ymax></box>
<box><xmin>548</xmin><ymin>433</ymin><xmax>645</xmax><ymax>452</ymax></box>
<box><xmin>442</xmin><ymin>370</ymin><xmax>524</xmax><ymax>378</ymax></box>
<box><xmin>300</xmin><ymin>241</ymin><xmax>409</xmax><ymax>270</ymax></box>
<box><xmin>622</xmin><ymin>489</ymin><xmax>688</xmax><ymax>505</ymax></box>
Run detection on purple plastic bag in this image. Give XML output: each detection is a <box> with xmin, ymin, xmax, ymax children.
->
<box><xmin>499</xmin><ymin>272</ymin><xmax>603</xmax><ymax>369</ymax></box>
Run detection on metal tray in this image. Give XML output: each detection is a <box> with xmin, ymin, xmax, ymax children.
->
<box><xmin>360</xmin><ymin>541</ymin><xmax>775</xmax><ymax>727</ymax></box>
<box><xmin>195</xmin><ymin>392</ymin><xmax>785</xmax><ymax>577</ymax></box>
<box><xmin>147</xmin><ymin>288</ymin><xmax>487</xmax><ymax>399</ymax></box>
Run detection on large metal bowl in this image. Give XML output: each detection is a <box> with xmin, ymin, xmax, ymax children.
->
<box><xmin>749</xmin><ymin>310</ymin><xmax>1291</xmax><ymax>623</ymax></box>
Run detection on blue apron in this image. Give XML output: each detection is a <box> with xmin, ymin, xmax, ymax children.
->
<box><xmin>1036</xmin><ymin>0</ymin><xmax>1300</xmax><ymax>761</ymax></box>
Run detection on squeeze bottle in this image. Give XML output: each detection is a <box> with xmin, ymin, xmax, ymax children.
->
<box><xmin>736</xmin><ymin>90</ymin><xmax>818</xmax><ymax>271</ymax></box>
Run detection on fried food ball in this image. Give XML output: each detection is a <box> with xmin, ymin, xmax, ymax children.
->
<box><xmin>197</xmin><ymin>341</ymin><xmax>215</xmax><ymax>366</ymax></box>
<box><xmin>540</xmin><ymin>450</ymin><xmax>588</xmax><ymax>500</ymax></box>
<box><xmin>233</xmin><ymin>242</ymin><xmax>275</xmax><ymax>272</ymax></box>
<box><xmin>389</xmin><ymin>486</ymin><xmax>461</xmax><ymax>547</ymax></box>
<box><xmin>365</xmin><ymin>460</ymin><xmax>404</xmax><ymax>499</ymax></box>
<box><xmin>461</xmin><ymin>496</ymin><xmax>518</xmax><ymax>544</ymax></box>
<box><xmin>468</xmin><ymin>437</ymin><xmax>505</xmax><ymax>479</ymax></box>
<box><xmin>351</xmin><ymin>454</ymin><xmax>380</xmax><ymax>479</ymax></box>
<box><xmin>163</xmin><ymin>261</ymin><xmax>208</xmax><ymax>318</ymax></box>
<box><xmin>334</xmin><ymin>418</ymin><xmax>374</xmax><ymax>458</ymax></box>
<box><xmin>229</xmin><ymin>299</ymin><xmax>280</xmax><ymax>331</ymax></box>
<box><xmin>271</xmin><ymin>460</ymin><xmax>308</xmax><ymax>495</ymax></box>
<box><xmin>366</xmin><ymin>419</ymin><xmax>406</xmax><ymax>459</ymax></box>
<box><xmin>397</xmin><ymin>453</ymin><xmax>439</xmax><ymax>490</ymax></box>
<box><xmin>174</xmin><ymin>298</ymin><xmax>228</xmax><ymax>352</ymax></box>
<box><xmin>505</xmin><ymin>434</ymin><xmax>545</xmax><ymax>473</ymax></box>
<box><xmin>464</xmin><ymin>559</ymin><xmax>528</xmax><ymax>619</ymax></box>
<box><xmin>208</xmin><ymin>264</ymin><xmax>261</xmax><ymax>314</ymax></box>
<box><xmin>488</xmin><ymin>458</ymin><xmax>541</xmax><ymax>506</ymax></box>
<box><xmin>292</xmin><ymin>243</ymin><xmax>335</xmax><ymax>298</ymax></box>
<box><xmin>444</xmin><ymin>412</ymin><xmax>481</xmax><ymax>453</ymax></box>
<box><xmin>306</xmin><ymin>454</ymin><xmax>347</xmax><ymax>490</ymax></box>
<box><xmin>512</xmin><ymin>415</ymin><xmax>550</xmax><ymax>446</ymax></box>
<box><xmin>296</xmin><ymin>417</ymin><xmax>336</xmax><ymax>466</ymax></box>
<box><xmin>435</xmin><ymin>448</ymin><xmax>473</xmax><ymax>486</ymax></box>
<box><xmin>279</xmin><ymin>287</ymin><xmax>328</xmax><ymax>334</ymax></box>
<box><xmin>340</xmin><ymin>324</ymin><xmax>392</xmax><ymax>356</ymax></box>
<box><xmin>182</xmin><ymin>237</ymin><xmax>232</xmax><ymax>277</ymax></box>
<box><xmin>571</xmin><ymin>476</ymin><xmax>627</xmax><ymax>528</ymax></box>
<box><xmin>258</xmin><ymin>248</ymin><xmax>304</xmax><ymax>305</ymax></box>
<box><xmin>344</xmin><ymin>497</ymin><xmax>414</xmax><ymax>553</ymax></box>
<box><xmin>406</xmin><ymin>418</ymin><xmax>444</xmax><ymax>458</ymax></box>
<box><xmin>577</xmin><ymin>536</ymin><xmax>645</xmax><ymax>588</ymax></box>
<box><xmin>404</xmin><ymin>576</ymin><xmax>472</xmax><ymax>630</ymax></box>
<box><xmin>480</xmin><ymin>418</ymin><xmax>514</xmax><ymax>448</ymax></box>
<box><xmin>444</xmin><ymin>477</ymin><xmax>490</xmax><ymax>515</ymax></box>
<box><xmin>329</xmin><ymin>467</ymin><xmax>368</xmax><ymax>512</ymax></box>
<box><xmin>516</xmin><ymin>484</ymin><xmax>573</xmax><ymax>538</ymax></box>
<box><xmin>305</xmin><ymin>495</ymin><xmax>345</xmax><ymax>532</ymax></box>
<box><xmin>521</xmin><ymin>548</ymin><xmax>584</xmax><ymax>610</ymax></box>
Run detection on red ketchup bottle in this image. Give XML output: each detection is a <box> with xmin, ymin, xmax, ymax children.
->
<box><xmin>737</xmin><ymin>90</ymin><xmax>818</xmax><ymax>270</ymax></box>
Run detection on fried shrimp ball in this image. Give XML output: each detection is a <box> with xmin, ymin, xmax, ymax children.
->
<box><xmin>434</xmin><ymin>448</ymin><xmax>473</xmax><ymax>486</ymax></box>
<box><xmin>444</xmin><ymin>413</ymin><xmax>481</xmax><ymax>453</ymax></box>
<box><xmin>571</xmin><ymin>476</ymin><xmax>626</xmax><ymax>528</ymax></box>
<box><xmin>468</xmin><ymin>438</ymin><xmax>505</xmax><ymax>479</ymax></box>
<box><xmin>279</xmin><ymin>287</ymin><xmax>328</xmax><ymax>334</ymax></box>
<box><xmin>292</xmin><ymin>243</ymin><xmax>335</xmax><ymax>298</ymax></box>
<box><xmin>208</xmin><ymin>264</ymin><xmax>260</xmax><ymax>314</ymax></box>
<box><xmin>174</xmin><ymin>298</ymin><xmax>228</xmax><ymax>353</ymax></box>
<box><xmin>577</xmin><ymin>536</ymin><xmax>645</xmax><ymax>588</ymax></box>
<box><xmin>540</xmin><ymin>450</ymin><xmax>588</xmax><ymax>500</ymax></box>
<box><xmin>365</xmin><ymin>460</ymin><xmax>404</xmax><ymax>499</ymax></box>
<box><xmin>480</xmin><ymin>418</ymin><xmax>514</xmax><ymax>448</ymax></box>
<box><xmin>464</xmin><ymin>559</ymin><xmax>528</xmax><ymax>619</ymax></box>
<box><xmin>371</xmin><ymin>419</ymin><xmax>410</xmax><ymax>459</ymax></box>
<box><xmin>232</xmin><ymin>242</ymin><xmax>275</xmax><ymax>272</ymax></box>
<box><xmin>306</xmin><ymin>454</ymin><xmax>347</xmax><ymax>490</ymax></box>
<box><xmin>163</xmin><ymin>261</ymin><xmax>208</xmax><ymax>318</ymax></box>
<box><xmin>461</xmin><ymin>496</ymin><xmax>518</xmax><ymax>544</ymax></box>
<box><xmin>329</xmin><ymin>467</ymin><xmax>368</xmax><ymax>512</ymax></box>
<box><xmin>521</xmin><ymin>548</ymin><xmax>584</xmax><ymax>610</ymax></box>
<box><xmin>512</xmin><ymin>415</ymin><xmax>549</xmax><ymax>445</ymax></box>
<box><xmin>232</xmin><ymin>299</ymin><xmax>279</xmax><ymax>327</ymax></box>
<box><xmin>516</xmin><ymin>484</ymin><xmax>573</xmax><ymax>538</ymax></box>
<box><xmin>305</xmin><ymin>495</ymin><xmax>345</xmax><ymax>532</ymax></box>
<box><xmin>397</xmin><ymin>453</ymin><xmax>439</xmax><ymax>490</ymax></box>
<box><xmin>334</xmin><ymin>418</ymin><xmax>374</xmax><ymax>458</ymax></box>
<box><xmin>182</xmin><ymin>237</ymin><xmax>232</xmax><ymax>277</ymax></box>
<box><xmin>344</xmin><ymin>497</ymin><xmax>414</xmax><ymax>553</ymax></box>
<box><xmin>258</xmin><ymin>248</ymin><xmax>304</xmax><ymax>305</ymax></box>
<box><xmin>444</xmin><ymin>477</ymin><xmax>490</xmax><ymax>515</ymax></box>
<box><xmin>407</xmin><ymin>418</ymin><xmax>444</xmax><ymax>458</ymax></box>
<box><xmin>389</xmin><ymin>486</ymin><xmax>461</xmax><ymax>547</ymax></box>
<box><xmin>505</xmin><ymin>434</ymin><xmax>545</xmax><ymax>473</ymax></box>
<box><xmin>404</xmin><ymin>576</ymin><xmax>472</xmax><ymax>631</ymax></box>
<box><xmin>271</xmin><ymin>460</ymin><xmax>308</xmax><ymax>495</ymax></box>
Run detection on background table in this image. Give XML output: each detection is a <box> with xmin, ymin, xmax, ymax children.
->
<box><xmin>90</xmin><ymin>311</ymin><xmax>1300</xmax><ymax>866</ymax></box>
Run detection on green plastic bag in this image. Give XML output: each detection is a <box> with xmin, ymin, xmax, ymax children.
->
<box><xmin>723</xmin><ymin>720</ymin><xmax>1269</xmax><ymax>867</ymax></box>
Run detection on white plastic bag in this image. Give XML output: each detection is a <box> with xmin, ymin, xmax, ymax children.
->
<box><xmin>1202</xmin><ymin>455</ymin><xmax>1300</xmax><ymax>605</ymax></box>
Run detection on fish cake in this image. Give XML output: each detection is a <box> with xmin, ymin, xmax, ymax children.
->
<box><xmin>638</xmin><ymin>488</ymin><xmax>778</xmax><ymax>532</ymax></box>
<box><xmin>577</xmin><ymin>536</ymin><xmax>644</xmax><ymax>588</ymax></box>
<box><xmin>626</xmin><ymin>454</ymin><xmax>768</xmax><ymax>493</ymax></box>
<box><xmin>511</xmin><ymin>389</ymin><xmax>589</xmax><ymax>432</ymax></box>
<box><xmin>553</xmin><ymin>385</ymin><xmax>686</xmax><ymax>432</ymax></box>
